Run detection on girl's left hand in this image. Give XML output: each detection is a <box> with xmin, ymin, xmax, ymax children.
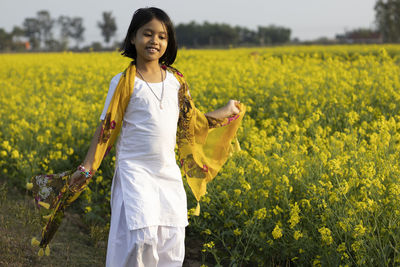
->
<box><xmin>226</xmin><ymin>99</ymin><xmax>241</xmax><ymax>117</ymax></box>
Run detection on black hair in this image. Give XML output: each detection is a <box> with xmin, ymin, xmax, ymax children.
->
<box><xmin>120</xmin><ymin>7</ymin><xmax>177</xmax><ymax>66</ymax></box>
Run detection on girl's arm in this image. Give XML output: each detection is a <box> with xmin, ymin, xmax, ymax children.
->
<box><xmin>68</xmin><ymin>121</ymin><xmax>103</xmax><ymax>186</ymax></box>
<box><xmin>205</xmin><ymin>99</ymin><xmax>241</xmax><ymax>120</ymax></box>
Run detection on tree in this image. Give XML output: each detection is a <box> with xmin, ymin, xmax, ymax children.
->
<box><xmin>374</xmin><ymin>0</ymin><xmax>400</xmax><ymax>42</ymax></box>
<box><xmin>175</xmin><ymin>21</ymin><xmax>200</xmax><ymax>47</ymax></box>
<box><xmin>69</xmin><ymin>17</ymin><xmax>85</xmax><ymax>48</ymax></box>
<box><xmin>22</xmin><ymin>10</ymin><xmax>55</xmax><ymax>50</ymax></box>
<box><xmin>22</xmin><ymin>17</ymin><xmax>40</xmax><ymax>50</ymax></box>
<box><xmin>176</xmin><ymin>21</ymin><xmax>239</xmax><ymax>48</ymax></box>
<box><xmin>11</xmin><ymin>26</ymin><xmax>24</xmax><ymax>44</ymax></box>
<box><xmin>0</xmin><ymin>28</ymin><xmax>13</xmax><ymax>51</ymax></box>
<box><xmin>234</xmin><ymin>26</ymin><xmax>258</xmax><ymax>45</ymax></box>
<box><xmin>37</xmin><ymin>10</ymin><xmax>55</xmax><ymax>49</ymax></box>
<box><xmin>56</xmin><ymin>15</ymin><xmax>85</xmax><ymax>50</ymax></box>
<box><xmin>57</xmin><ymin>15</ymin><xmax>71</xmax><ymax>49</ymax></box>
<box><xmin>257</xmin><ymin>25</ymin><xmax>291</xmax><ymax>45</ymax></box>
<box><xmin>97</xmin><ymin>11</ymin><xmax>117</xmax><ymax>45</ymax></box>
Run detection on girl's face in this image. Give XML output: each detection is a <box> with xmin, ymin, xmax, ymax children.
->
<box><xmin>131</xmin><ymin>18</ymin><xmax>168</xmax><ymax>64</ymax></box>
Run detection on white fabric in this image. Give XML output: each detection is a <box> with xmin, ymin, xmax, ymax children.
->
<box><xmin>100</xmin><ymin>70</ymin><xmax>189</xmax><ymax>230</ymax></box>
<box><xmin>106</xmin><ymin>166</ymin><xmax>185</xmax><ymax>267</ymax></box>
<box><xmin>100</xmin><ymin>72</ymin><xmax>123</xmax><ymax>121</ymax></box>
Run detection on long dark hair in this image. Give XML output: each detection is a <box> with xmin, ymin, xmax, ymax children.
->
<box><xmin>120</xmin><ymin>7</ymin><xmax>177</xmax><ymax>66</ymax></box>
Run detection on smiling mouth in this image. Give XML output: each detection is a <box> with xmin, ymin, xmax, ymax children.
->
<box><xmin>146</xmin><ymin>47</ymin><xmax>159</xmax><ymax>52</ymax></box>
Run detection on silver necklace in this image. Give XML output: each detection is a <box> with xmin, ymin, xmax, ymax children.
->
<box><xmin>136</xmin><ymin>66</ymin><xmax>165</xmax><ymax>109</ymax></box>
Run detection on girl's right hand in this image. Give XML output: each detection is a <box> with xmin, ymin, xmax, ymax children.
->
<box><xmin>68</xmin><ymin>170</ymin><xmax>87</xmax><ymax>188</ymax></box>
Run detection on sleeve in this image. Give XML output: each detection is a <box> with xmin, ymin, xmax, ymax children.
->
<box><xmin>99</xmin><ymin>73</ymin><xmax>123</xmax><ymax>121</ymax></box>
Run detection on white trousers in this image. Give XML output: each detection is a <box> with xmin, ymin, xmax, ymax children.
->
<box><xmin>106</xmin><ymin>200</ymin><xmax>185</xmax><ymax>267</ymax></box>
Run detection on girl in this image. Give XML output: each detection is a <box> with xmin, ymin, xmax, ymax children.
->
<box><xmin>67</xmin><ymin>6</ymin><xmax>244</xmax><ymax>267</ymax></box>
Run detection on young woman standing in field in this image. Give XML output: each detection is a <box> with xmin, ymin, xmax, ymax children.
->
<box><xmin>66</xmin><ymin>7</ymin><xmax>244</xmax><ymax>266</ymax></box>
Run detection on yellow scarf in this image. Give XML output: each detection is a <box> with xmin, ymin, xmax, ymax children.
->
<box><xmin>28</xmin><ymin>61</ymin><xmax>246</xmax><ymax>256</ymax></box>
<box><xmin>91</xmin><ymin>62</ymin><xmax>246</xmax><ymax>213</ymax></box>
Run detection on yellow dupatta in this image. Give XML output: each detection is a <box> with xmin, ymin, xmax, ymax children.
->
<box><xmin>92</xmin><ymin>62</ymin><xmax>245</xmax><ymax>213</ymax></box>
<box><xmin>28</xmin><ymin>61</ymin><xmax>246</xmax><ymax>255</ymax></box>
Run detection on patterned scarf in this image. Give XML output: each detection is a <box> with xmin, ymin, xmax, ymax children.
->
<box><xmin>28</xmin><ymin>61</ymin><xmax>246</xmax><ymax>256</ymax></box>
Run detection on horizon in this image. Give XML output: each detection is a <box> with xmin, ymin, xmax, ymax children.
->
<box><xmin>1</xmin><ymin>0</ymin><xmax>377</xmax><ymax>46</ymax></box>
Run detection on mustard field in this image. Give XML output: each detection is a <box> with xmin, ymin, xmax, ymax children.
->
<box><xmin>1</xmin><ymin>45</ymin><xmax>400</xmax><ymax>266</ymax></box>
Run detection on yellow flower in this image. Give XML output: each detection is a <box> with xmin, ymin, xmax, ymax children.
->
<box><xmin>351</xmin><ymin>240</ymin><xmax>363</xmax><ymax>252</ymax></box>
<box><xmin>66</xmin><ymin>147</ymin><xmax>74</xmax><ymax>155</ymax></box>
<box><xmin>337</xmin><ymin>242</ymin><xmax>346</xmax><ymax>253</ymax></box>
<box><xmin>85</xmin><ymin>206</ymin><xmax>92</xmax><ymax>213</ymax></box>
<box><xmin>313</xmin><ymin>258</ymin><xmax>321</xmax><ymax>267</ymax></box>
<box><xmin>281</xmin><ymin>175</ymin><xmax>289</xmax><ymax>186</ymax></box>
<box><xmin>37</xmin><ymin>135</ymin><xmax>44</xmax><ymax>143</ymax></box>
<box><xmin>201</xmin><ymin>229</ymin><xmax>212</xmax><ymax>235</ymax></box>
<box><xmin>26</xmin><ymin>182</ymin><xmax>33</xmax><ymax>190</ymax></box>
<box><xmin>96</xmin><ymin>176</ymin><xmax>103</xmax><ymax>183</ymax></box>
<box><xmin>1</xmin><ymin>141</ymin><xmax>11</xmax><ymax>152</ymax></box>
<box><xmin>234</xmin><ymin>189</ymin><xmax>241</xmax><ymax>196</ymax></box>
<box><xmin>254</xmin><ymin>207</ymin><xmax>267</xmax><ymax>220</ymax></box>
<box><xmin>273</xmin><ymin>205</ymin><xmax>283</xmax><ymax>215</ymax></box>
<box><xmin>288</xmin><ymin>202</ymin><xmax>301</xmax><ymax>228</ymax></box>
<box><xmin>347</xmin><ymin>110</ymin><xmax>359</xmax><ymax>125</ymax></box>
<box><xmin>272</xmin><ymin>224</ymin><xmax>283</xmax><ymax>239</ymax></box>
<box><xmin>203</xmin><ymin>241</ymin><xmax>215</xmax><ymax>249</ymax></box>
<box><xmin>293</xmin><ymin>230</ymin><xmax>303</xmax><ymax>240</ymax></box>
<box><xmin>233</xmin><ymin>228</ymin><xmax>242</xmax><ymax>236</ymax></box>
<box><xmin>353</xmin><ymin>220</ymin><xmax>366</xmax><ymax>238</ymax></box>
<box><xmin>318</xmin><ymin>227</ymin><xmax>333</xmax><ymax>246</ymax></box>
<box><xmin>11</xmin><ymin>150</ymin><xmax>20</xmax><ymax>159</ymax></box>
<box><xmin>241</xmin><ymin>181</ymin><xmax>251</xmax><ymax>191</ymax></box>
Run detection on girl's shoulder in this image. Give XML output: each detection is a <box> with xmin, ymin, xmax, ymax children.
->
<box><xmin>110</xmin><ymin>72</ymin><xmax>123</xmax><ymax>86</ymax></box>
<box><xmin>162</xmin><ymin>65</ymin><xmax>185</xmax><ymax>79</ymax></box>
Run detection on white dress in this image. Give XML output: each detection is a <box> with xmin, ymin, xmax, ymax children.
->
<box><xmin>100</xmin><ymin>70</ymin><xmax>189</xmax><ymax>266</ymax></box>
<box><xmin>100</xmin><ymin>70</ymin><xmax>189</xmax><ymax>230</ymax></box>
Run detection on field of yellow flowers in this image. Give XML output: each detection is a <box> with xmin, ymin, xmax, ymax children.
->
<box><xmin>1</xmin><ymin>45</ymin><xmax>400</xmax><ymax>266</ymax></box>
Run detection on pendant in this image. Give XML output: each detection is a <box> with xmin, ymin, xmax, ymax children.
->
<box><xmin>160</xmin><ymin>102</ymin><xmax>163</xmax><ymax>109</ymax></box>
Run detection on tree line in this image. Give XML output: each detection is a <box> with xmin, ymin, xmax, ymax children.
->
<box><xmin>374</xmin><ymin>0</ymin><xmax>400</xmax><ymax>43</ymax></box>
<box><xmin>1</xmin><ymin>2</ymin><xmax>399</xmax><ymax>52</ymax></box>
<box><xmin>0</xmin><ymin>10</ymin><xmax>291</xmax><ymax>52</ymax></box>
<box><xmin>0</xmin><ymin>10</ymin><xmax>118</xmax><ymax>52</ymax></box>
<box><xmin>175</xmin><ymin>22</ymin><xmax>291</xmax><ymax>47</ymax></box>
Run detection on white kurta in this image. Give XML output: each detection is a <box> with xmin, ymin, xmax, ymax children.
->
<box><xmin>100</xmin><ymin>70</ymin><xmax>189</xmax><ymax>231</ymax></box>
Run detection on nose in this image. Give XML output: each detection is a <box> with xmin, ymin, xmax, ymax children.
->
<box><xmin>150</xmin><ymin>36</ymin><xmax>157</xmax><ymax>43</ymax></box>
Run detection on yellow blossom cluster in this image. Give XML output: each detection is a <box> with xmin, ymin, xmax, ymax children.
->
<box><xmin>1</xmin><ymin>45</ymin><xmax>400</xmax><ymax>265</ymax></box>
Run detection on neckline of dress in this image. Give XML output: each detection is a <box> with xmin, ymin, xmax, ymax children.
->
<box><xmin>135</xmin><ymin>70</ymin><xmax>168</xmax><ymax>85</ymax></box>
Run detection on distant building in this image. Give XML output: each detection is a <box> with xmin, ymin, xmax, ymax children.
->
<box><xmin>25</xmin><ymin>41</ymin><xmax>31</xmax><ymax>50</ymax></box>
<box><xmin>335</xmin><ymin>29</ymin><xmax>383</xmax><ymax>44</ymax></box>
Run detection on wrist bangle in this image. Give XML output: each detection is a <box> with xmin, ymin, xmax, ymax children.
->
<box><xmin>78</xmin><ymin>164</ymin><xmax>92</xmax><ymax>178</ymax></box>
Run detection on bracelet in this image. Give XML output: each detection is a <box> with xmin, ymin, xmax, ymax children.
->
<box><xmin>78</xmin><ymin>164</ymin><xmax>93</xmax><ymax>178</ymax></box>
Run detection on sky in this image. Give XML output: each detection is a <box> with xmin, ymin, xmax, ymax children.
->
<box><xmin>0</xmin><ymin>0</ymin><xmax>377</xmax><ymax>46</ymax></box>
